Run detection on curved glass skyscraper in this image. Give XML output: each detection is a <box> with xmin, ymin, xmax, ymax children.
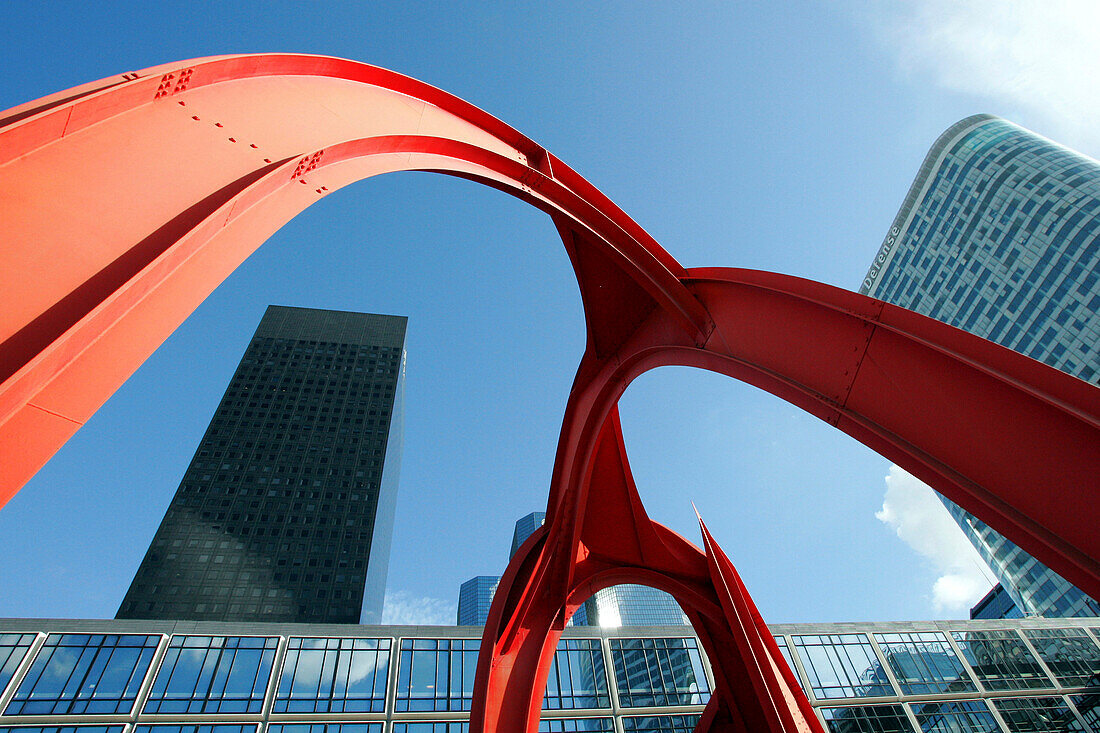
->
<box><xmin>862</xmin><ymin>114</ymin><xmax>1100</xmax><ymax>617</ymax></box>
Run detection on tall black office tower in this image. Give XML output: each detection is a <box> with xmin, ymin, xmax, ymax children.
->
<box><xmin>862</xmin><ymin>115</ymin><xmax>1100</xmax><ymax>617</ymax></box>
<box><xmin>117</xmin><ymin>306</ymin><xmax>407</xmax><ymax>624</ymax></box>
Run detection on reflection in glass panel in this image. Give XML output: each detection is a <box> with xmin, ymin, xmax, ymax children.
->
<box><xmin>951</xmin><ymin>630</ymin><xmax>1053</xmax><ymax>691</ymax></box>
<box><xmin>538</xmin><ymin>719</ymin><xmax>615</xmax><ymax>732</ymax></box>
<box><xmin>268</xmin><ymin>726</ymin><xmax>382</xmax><ymax>733</ymax></box>
<box><xmin>820</xmin><ymin>705</ymin><xmax>915</xmax><ymax>732</ymax></box>
<box><xmin>874</xmin><ymin>633</ymin><xmax>975</xmax><ymax>695</ymax></box>
<box><xmin>1022</xmin><ymin>629</ymin><xmax>1100</xmax><ymax>687</ymax></box>
<box><xmin>609</xmin><ymin>637</ymin><xmax>710</xmax><ymax>708</ymax></box>
<box><xmin>144</xmin><ymin>636</ymin><xmax>277</xmax><ymax>714</ymax></box>
<box><xmin>391</xmin><ymin>724</ymin><xmax>469</xmax><ymax>733</ymax></box>
<box><xmin>4</xmin><ymin>634</ymin><xmax>160</xmax><ymax>715</ymax></box>
<box><xmin>992</xmin><ymin>696</ymin><xmax>1086</xmax><ymax>732</ymax></box>
<box><xmin>911</xmin><ymin>699</ymin><xmax>1003</xmax><ymax>732</ymax></box>
<box><xmin>1071</xmin><ymin>692</ymin><xmax>1100</xmax><ymax>730</ymax></box>
<box><xmin>621</xmin><ymin>715</ymin><xmax>702</xmax><ymax>733</ymax></box>
<box><xmin>395</xmin><ymin>639</ymin><xmax>479</xmax><ymax>712</ymax></box>
<box><xmin>135</xmin><ymin>726</ymin><xmax>258</xmax><ymax>733</ymax></box>
<box><xmin>0</xmin><ymin>634</ymin><xmax>36</xmax><ymax>698</ymax></box>
<box><xmin>543</xmin><ymin>639</ymin><xmax>610</xmax><ymax>710</ymax></box>
<box><xmin>792</xmin><ymin>634</ymin><xmax>895</xmax><ymax>700</ymax></box>
<box><xmin>0</xmin><ymin>728</ymin><xmax>126</xmax><ymax>733</ymax></box>
<box><xmin>775</xmin><ymin>636</ymin><xmax>806</xmax><ymax>692</ymax></box>
<box><xmin>274</xmin><ymin>637</ymin><xmax>390</xmax><ymax>713</ymax></box>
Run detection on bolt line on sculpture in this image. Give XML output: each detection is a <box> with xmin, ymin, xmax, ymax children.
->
<box><xmin>1</xmin><ymin>55</ymin><xmax>1097</xmax><ymax>733</ymax></box>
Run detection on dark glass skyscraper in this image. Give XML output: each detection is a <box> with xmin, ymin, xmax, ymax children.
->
<box><xmin>862</xmin><ymin>114</ymin><xmax>1100</xmax><ymax>617</ymax></box>
<box><xmin>117</xmin><ymin>305</ymin><xmax>407</xmax><ymax>624</ymax></box>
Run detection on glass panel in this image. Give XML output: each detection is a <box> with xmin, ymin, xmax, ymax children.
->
<box><xmin>951</xmin><ymin>630</ymin><xmax>1054</xmax><ymax>691</ymax></box>
<box><xmin>874</xmin><ymin>632</ymin><xmax>975</xmax><ymax>695</ymax></box>
<box><xmin>1071</xmin><ymin>692</ymin><xmax>1100</xmax><ymax>730</ymax></box>
<box><xmin>391</xmin><ymin>725</ymin><xmax>468</xmax><ymax>733</ymax></box>
<box><xmin>134</xmin><ymin>727</ymin><xmax>259</xmax><ymax>733</ymax></box>
<box><xmin>1022</xmin><ymin>628</ymin><xmax>1100</xmax><ymax>687</ymax></box>
<box><xmin>0</xmin><ymin>634</ymin><xmax>36</xmax><ymax>698</ymax></box>
<box><xmin>538</xmin><ymin>719</ymin><xmax>615</xmax><ymax>733</ymax></box>
<box><xmin>992</xmin><ymin>696</ymin><xmax>1086</xmax><ymax>732</ymax></box>
<box><xmin>775</xmin><ymin>636</ymin><xmax>806</xmax><ymax>692</ymax></box>
<box><xmin>0</xmin><ymin>728</ymin><xmax>126</xmax><ymax>733</ymax></box>
<box><xmin>911</xmin><ymin>700</ymin><xmax>1004</xmax><ymax>732</ymax></box>
<box><xmin>395</xmin><ymin>638</ymin><xmax>479</xmax><ymax>712</ymax></box>
<box><xmin>609</xmin><ymin>637</ymin><xmax>710</xmax><ymax>708</ymax></box>
<box><xmin>268</xmin><ymin>726</ymin><xmax>382</xmax><ymax>733</ymax></box>
<box><xmin>274</xmin><ymin>637</ymin><xmax>390</xmax><ymax>713</ymax></box>
<box><xmin>4</xmin><ymin>634</ymin><xmax>160</xmax><ymax>715</ymax></box>
<box><xmin>792</xmin><ymin>634</ymin><xmax>895</xmax><ymax>700</ymax></box>
<box><xmin>144</xmin><ymin>636</ymin><xmax>277</xmax><ymax>714</ymax></box>
<box><xmin>621</xmin><ymin>715</ymin><xmax>702</xmax><ymax>733</ymax></box>
<box><xmin>543</xmin><ymin>639</ymin><xmax>610</xmax><ymax>710</ymax></box>
<box><xmin>820</xmin><ymin>705</ymin><xmax>915</xmax><ymax>732</ymax></box>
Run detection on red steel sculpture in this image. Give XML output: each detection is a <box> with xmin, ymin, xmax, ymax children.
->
<box><xmin>1</xmin><ymin>55</ymin><xmax>1097</xmax><ymax>732</ymax></box>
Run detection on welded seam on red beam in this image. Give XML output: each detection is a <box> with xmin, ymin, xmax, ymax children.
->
<box><xmin>835</xmin><ymin>299</ymin><xmax>884</xmax><ymax>421</ymax></box>
<box><xmin>27</xmin><ymin>403</ymin><xmax>83</xmax><ymax>426</ymax></box>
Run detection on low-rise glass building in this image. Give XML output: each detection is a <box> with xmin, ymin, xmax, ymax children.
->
<box><xmin>0</xmin><ymin>616</ymin><xmax>1096</xmax><ymax>732</ymax></box>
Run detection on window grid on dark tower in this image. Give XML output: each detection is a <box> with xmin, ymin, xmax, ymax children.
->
<box><xmin>117</xmin><ymin>306</ymin><xmax>407</xmax><ymax>624</ymax></box>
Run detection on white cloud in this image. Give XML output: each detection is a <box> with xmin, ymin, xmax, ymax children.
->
<box><xmin>382</xmin><ymin>589</ymin><xmax>455</xmax><ymax>625</ymax></box>
<box><xmin>857</xmin><ymin>0</ymin><xmax>1100</xmax><ymax>155</ymax></box>
<box><xmin>875</xmin><ymin>465</ymin><xmax>995</xmax><ymax>614</ymax></box>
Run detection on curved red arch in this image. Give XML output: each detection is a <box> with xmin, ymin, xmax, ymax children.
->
<box><xmin>1</xmin><ymin>54</ymin><xmax>1097</xmax><ymax>733</ymax></box>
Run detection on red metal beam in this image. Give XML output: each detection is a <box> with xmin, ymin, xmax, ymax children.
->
<box><xmin>1</xmin><ymin>55</ymin><xmax>1097</xmax><ymax>733</ymax></box>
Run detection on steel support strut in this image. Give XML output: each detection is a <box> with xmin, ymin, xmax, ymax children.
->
<box><xmin>2</xmin><ymin>55</ymin><xmax>1098</xmax><ymax>733</ymax></box>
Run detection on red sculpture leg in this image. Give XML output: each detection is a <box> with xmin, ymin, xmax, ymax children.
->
<box><xmin>471</xmin><ymin>407</ymin><xmax>823</xmax><ymax>733</ymax></box>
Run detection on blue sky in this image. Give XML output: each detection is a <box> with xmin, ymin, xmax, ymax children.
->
<box><xmin>0</xmin><ymin>1</ymin><xmax>1096</xmax><ymax>624</ymax></box>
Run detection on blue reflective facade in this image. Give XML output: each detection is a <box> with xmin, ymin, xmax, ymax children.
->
<box><xmin>510</xmin><ymin>512</ymin><xmax>546</xmax><ymax>559</ymax></box>
<box><xmin>5</xmin><ymin>634</ymin><xmax>159</xmax><ymax>715</ymax></box>
<box><xmin>620</xmin><ymin>716</ymin><xmax>701</xmax><ymax>733</ymax></box>
<box><xmin>952</xmin><ymin>629</ymin><xmax>1054</xmax><ymax>691</ymax></box>
<box><xmin>874</xmin><ymin>632</ymin><xmax>976</xmax><ymax>696</ymax></box>
<box><xmin>267</xmin><ymin>721</ymin><xmax>382</xmax><ymax>726</ymax></box>
<box><xmin>992</xmin><ymin>696</ymin><xmax>1086</xmax><ymax>731</ymax></box>
<box><xmin>0</xmin><ymin>619</ymin><xmax>1095</xmax><ymax>731</ymax></box>
<box><xmin>792</xmin><ymin>634</ymin><xmax>896</xmax><ymax>700</ymax></box>
<box><xmin>911</xmin><ymin>699</ymin><xmax>1001</xmax><ymax>732</ymax></box>
<box><xmin>820</xmin><ymin>704</ymin><xmax>911</xmax><ymax>732</ymax></box>
<box><xmin>395</xmin><ymin>638</ymin><xmax>479</xmax><ymax>712</ymax></box>
<box><xmin>0</xmin><ymin>728</ymin><xmax>128</xmax><ymax>733</ymax></box>
<box><xmin>608</xmin><ymin>637</ymin><xmax>710</xmax><ymax>707</ymax></box>
<box><xmin>543</xmin><ymin>639</ymin><xmax>610</xmax><ymax>710</ymax></box>
<box><xmin>275</xmin><ymin>637</ymin><xmax>390</xmax><ymax>713</ymax></box>
<box><xmin>539</xmin><ymin>719</ymin><xmax>614</xmax><ymax>732</ymax></box>
<box><xmin>455</xmin><ymin>577</ymin><xmax>498</xmax><ymax>627</ymax></box>
<box><xmin>0</xmin><ymin>635</ymin><xmax>34</xmax><ymax>698</ymax></box>
<box><xmin>138</xmin><ymin>727</ymin><xmax>258</xmax><ymax>733</ymax></box>
<box><xmin>584</xmin><ymin>585</ymin><xmax>686</xmax><ymax>628</ymax></box>
<box><xmin>861</xmin><ymin>115</ymin><xmax>1100</xmax><ymax>619</ymax></box>
<box><xmin>1021</xmin><ymin>628</ymin><xmax>1100</xmax><ymax>688</ymax></box>
<box><xmin>145</xmin><ymin>635</ymin><xmax>278</xmax><ymax>714</ymax></box>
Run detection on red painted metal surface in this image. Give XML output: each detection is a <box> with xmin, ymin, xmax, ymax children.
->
<box><xmin>1</xmin><ymin>55</ymin><xmax>1097</xmax><ymax>733</ymax></box>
